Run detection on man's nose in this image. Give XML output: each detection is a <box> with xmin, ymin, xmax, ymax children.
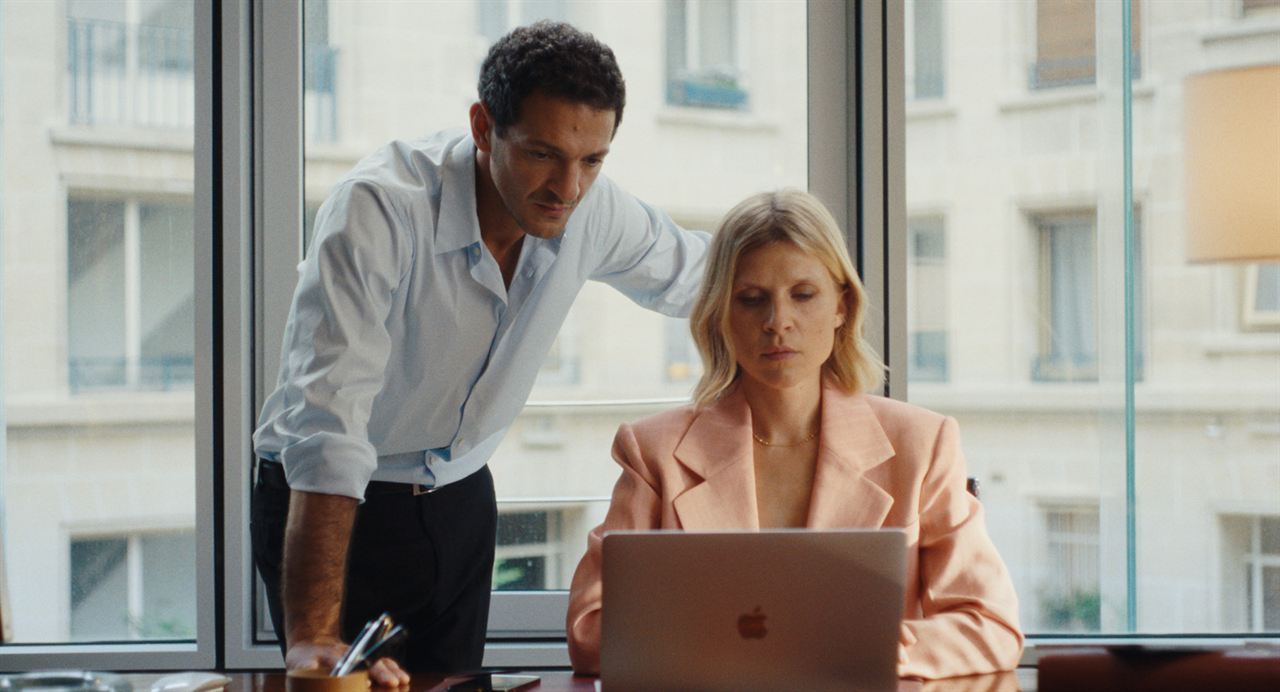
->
<box><xmin>548</xmin><ymin>163</ymin><xmax>581</xmax><ymax>203</ymax></box>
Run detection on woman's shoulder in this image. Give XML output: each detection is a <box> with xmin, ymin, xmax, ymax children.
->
<box><xmin>621</xmin><ymin>402</ymin><xmax>702</xmax><ymax>441</ymax></box>
<box><xmin>853</xmin><ymin>392</ymin><xmax>950</xmax><ymax>431</ymax></box>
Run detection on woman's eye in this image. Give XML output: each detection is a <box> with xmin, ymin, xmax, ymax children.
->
<box><xmin>736</xmin><ymin>294</ymin><xmax>766</xmax><ymax>306</ymax></box>
<box><xmin>792</xmin><ymin>291</ymin><xmax>816</xmax><ymax>302</ymax></box>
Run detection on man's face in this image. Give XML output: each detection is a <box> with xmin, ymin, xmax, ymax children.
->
<box><xmin>477</xmin><ymin>91</ymin><xmax>616</xmax><ymax>239</ymax></box>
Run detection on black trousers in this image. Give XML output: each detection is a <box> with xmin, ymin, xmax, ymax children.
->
<box><xmin>250</xmin><ymin>459</ymin><xmax>498</xmax><ymax>672</ymax></box>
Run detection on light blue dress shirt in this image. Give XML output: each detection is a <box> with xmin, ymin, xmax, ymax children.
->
<box><xmin>252</xmin><ymin>130</ymin><xmax>710</xmax><ymax>500</ymax></box>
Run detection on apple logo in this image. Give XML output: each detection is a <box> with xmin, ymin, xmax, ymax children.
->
<box><xmin>737</xmin><ymin>606</ymin><xmax>767</xmax><ymax>639</ymax></box>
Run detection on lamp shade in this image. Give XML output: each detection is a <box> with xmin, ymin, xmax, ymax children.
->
<box><xmin>1184</xmin><ymin>64</ymin><xmax>1280</xmax><ymax>262</ymax></box>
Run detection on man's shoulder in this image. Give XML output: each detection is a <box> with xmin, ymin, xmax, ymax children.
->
<box><xmin>345</xmin><ymin>127</ymin><xmax>471</xmax><ymax>188</ymax></box>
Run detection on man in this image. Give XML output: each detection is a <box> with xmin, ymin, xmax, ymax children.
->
<box><xmin>250</xmin><ymin>21</ymin><xmax>709</xmax><ymax>684</ymax></box>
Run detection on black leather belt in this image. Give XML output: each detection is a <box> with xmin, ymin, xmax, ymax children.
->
<box><xmin>257</xmin><ymin>459</ymin><xmax>438</xmax><ymax>496</ymax></box>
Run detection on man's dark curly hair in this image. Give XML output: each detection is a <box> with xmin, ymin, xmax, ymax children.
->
<box><xmin>478</xmin><ymin>21</ymin><xmax>626</xmax><ymax>136</ymax></box>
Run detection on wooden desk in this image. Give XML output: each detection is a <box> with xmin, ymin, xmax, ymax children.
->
<box><xmin>131</xmin><ymin>669</ymin><xmax>1038</xmax><ymax>692</ymax></box>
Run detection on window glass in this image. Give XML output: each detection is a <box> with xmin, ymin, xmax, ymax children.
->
<box><xmin>1031</xmin><ymin>0</ymin><xmax>1140</xmax><ymax>89</ymax></box>
<box><xmin>906</xmin><ymin>1</ymin><xmax>1280</xmax><ymax>635</ymax></box>
<box><xmin>298</xmin><ymin>0</ymin><xmax>806</xmax><ymax>610</ymax></box>
<box><xmin>1</xmin><ymin>0</ymin><xmax>197</xmax><ymax>644</ymax></box>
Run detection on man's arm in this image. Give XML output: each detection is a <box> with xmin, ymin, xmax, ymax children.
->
<box><xmin>281</xmin><ymin>490</ymin><xmax>410</xmax><ymax>686</ymax></box>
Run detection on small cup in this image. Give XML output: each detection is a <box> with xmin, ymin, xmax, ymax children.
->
<box><xmin>285</xmin><ymin>669</ymin><xmax>370</xmax><ymax>692</ymax></box>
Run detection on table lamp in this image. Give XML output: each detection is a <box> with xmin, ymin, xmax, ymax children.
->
<box><xmin>1184</xmin><ymin>63</ymin><xmax>1280</xmax><ymax>263</ymax></box>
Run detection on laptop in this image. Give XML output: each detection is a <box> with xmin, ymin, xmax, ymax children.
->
<box><xmin>600</xmin><ymin>529</ymin><xmax>906</xmax><ymax>692</ymax></box>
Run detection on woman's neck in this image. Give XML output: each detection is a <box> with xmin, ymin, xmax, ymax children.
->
<box><xmin>741</xmin><ymin>375</ymin><xmax>823</xmax><ymax>446</ymax></box>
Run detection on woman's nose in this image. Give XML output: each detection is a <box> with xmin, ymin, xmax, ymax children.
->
<box><xmin>763</xmin><ymin>300</ymin><xmax>794</xmax><ymax>332</ymax></box>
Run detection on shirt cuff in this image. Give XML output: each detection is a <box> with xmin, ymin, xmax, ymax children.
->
<box><xmin>280</xmin><ymin>431</ymin><xmax>379</xmax><ymax>500</ymax></box>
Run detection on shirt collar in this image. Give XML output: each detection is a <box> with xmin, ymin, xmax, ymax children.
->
<box><xmin>434</xmin><ymin>132</ymin><xmax>484</xmax><ymax>255</ymax></box>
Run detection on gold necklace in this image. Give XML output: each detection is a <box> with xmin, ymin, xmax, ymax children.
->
<box><xmin>752</xmin><ymin>428</ymin><xmax>818</xmax><ymax>447</ymax></box>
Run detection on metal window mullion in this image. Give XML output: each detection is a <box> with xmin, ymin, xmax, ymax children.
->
<box><xmin>127</xmin><ymin>534</ymin><xmax>144</xmax><ymax>639</ymax></box>
<box><xmin>124</xmin><ymin>201</ymin><xmax>142</xmax><ymax>387</ymax></box>
<box><xmin>258</xmin><ymin>0</ymin><xmax>303</xmax><ymax>402</ymax></box>
<box><xmin>220</xmin><ymin>0</ymin><xmax>272</xmax><ymax>670</ymax></box>
<box><xmin>1250</xmin><ymin>517</ymin><xmax>1264</xmax><ymax>630</ymax></box>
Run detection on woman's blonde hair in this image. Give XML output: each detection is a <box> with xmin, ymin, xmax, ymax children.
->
<box><xmin>689</xmin><ymin>189</ymin><xmax>885</xmax><ymax>405</ymax></box>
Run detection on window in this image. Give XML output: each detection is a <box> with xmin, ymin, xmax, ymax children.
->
<box><xmin>66</xmin><ymin>0</ymin><xmax>194</xmax><ymax>128</ymax></box>
<box><xmin>906</xmin><ymin>0</ymin><xmax>1278</xmax><ymax>640</ymax></box>
<box><xmin>494</xmin><ymin>510</ymin><xmax>564</xmax><ymax>591</ymax></box>
<box><xmin>665</xmin><ymin>0</ymin><xmax>747</xmax><ymax>110</ymax></box>
<box><xmin>477</xmin><ymin>0</ymin><xmax>568</xmax><ymax>43</ymax></box>
<box><xmin>70</xmin><ymin>530</ymin><xmax>197</xmax><ymax>641</ymax></box>
<box><xmin>907</xmin><ymin>217</ymin><xmax>948</xmax><ymax>382</ymax></box>
<box><xmin>907</xmin><ymin>0</ymin><xmax>945</xmax><ymax>100</ymax></box>
<box><xmin>1244</xmin><ymin>263</ymin><xmax>1280</xmax><ymax>329</ymax></box>
<box><xmin>663</xmin><ymin>317</ymin><xmax>701</xmax><ymax>384</ymax></box>
<box><xmin>1034</xmin><ymin>213</ymin><xmax>1098</xmax><ymax>382</ymax></box>
<box><xmin>2</xmin><ymin>0</ymin><xmax>205</xmax><ymax>661</ymax></box>
<box><xmin>304</xmin><ymin>0</ymin><xmax>337</xmax><ymax>143</ymax></box>
<box><xmin>1222</xmin><ymin>515</ymin><xmax>1280</xmax><ymax>631</ymax></box>
<box><xmin>1031</xmin><ymin>0</ymin><xmax>1141</xmax><ymax>90</ymax></box>
<box><xmin>1040</xmin><ymin>505</ymin><xmax>1100</xmax><ymax>632</ymax></box>
<box><xmin>67</xmin><ymin>196</ymin><xmax>195</xmax><ymax>392</ymax></box>
<box><xmin>1241</xmin><ymin>0</ymin><xmax>1280</xmax><ymax>17</ymax></box>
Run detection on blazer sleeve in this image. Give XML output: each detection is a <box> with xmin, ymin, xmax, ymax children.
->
<box><xmin>566</xmin><ymin>422</ymin><xmax>663</xmax><ymax>674</ymax></box>
<box><xmin>900</xmin><ymin>416</ymin><xmax>1025</xmax><ymax>679</ymax></box>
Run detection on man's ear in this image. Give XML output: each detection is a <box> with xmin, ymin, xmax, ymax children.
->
<box><xmin>470</xmin><ymin>102</ymin><xmax>494</xmax><ymax>153</ymax></box>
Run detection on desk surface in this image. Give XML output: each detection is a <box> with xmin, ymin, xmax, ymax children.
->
<box><xmin>132</xmin><ymin>670</ymin><xmax>1038</xmax><ymax>692</ymax></box>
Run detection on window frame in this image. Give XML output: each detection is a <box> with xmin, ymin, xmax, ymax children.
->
<box><xmin>233</xmin><ymin>0</ymin><xmax>882</xmax><ymax>668</ymax></box>
<box><xmin>0</xmin><ymin>0</ymin><xmax>217</xmax><ymax>670</ymax></box>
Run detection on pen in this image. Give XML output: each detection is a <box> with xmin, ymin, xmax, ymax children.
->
<box><xmin>331</xmin><ymin>612</ymin><xmax>392</xmax><ymax>676</ymax></box>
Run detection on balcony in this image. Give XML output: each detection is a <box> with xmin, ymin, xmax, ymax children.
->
<box><xmin>67</xmin><ymin>18</ymin><xmax>339</xmax><ymax>142</ymax></box>
<box><xmin>67</xmin><ymin>18</ymin><xmax>194</xmax><ymax>129</ymax></box>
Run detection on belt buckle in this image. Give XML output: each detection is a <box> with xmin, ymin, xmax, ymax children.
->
<box><xmin>412</xmin><ymin>484</ymin><xmax>434</xmax><ymax>496</ymax></box>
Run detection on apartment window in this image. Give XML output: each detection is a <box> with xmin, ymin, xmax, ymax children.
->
<box><xmin>1244</xmin><ymin>263</ymin><xmax>1280</xmax><ymax>329</ymax></box>
<box><xmin>304</xmin><ymin>0</ymin><xmax>337</xmax><ymax>143</ymax></box>
<box><xmin>494</xmin><ymin>510</ymin><xmax>563</xmax><ymax>591</ymax></box>
<box><xmin>70</xmin><ymin>530</ymin><xmax>196</xmax><ymax>641</ymax></box>
<box><xmin>1031</xmin><ymin>0</ymin><xmax>1141</xmax><ymax>90</ymax></box>
<box><xmin>1244</xmin><ymin>516</ymin><xmax>1280</xmax><ymax>630</ymax></box>
<box><xmin>1041</xmin><ymin>505</ymin><xmax>1101</xmax><ymax>632</ymax></box>
<box><xmin>1034</xmin><ymin>214</ymin><xmax>1097</xmax><ymax>381</ymax></box>
<box><xmin>66</xmin><ymin>0</ymin><xmax>194</xmax><ymax>128</ymax></box>
<box><xmin>908</xmin><ymin>0</ymin><xmax>945</xmax><ymax>100</ymax></box>
<box><xmin>663</xmin><ymin>317</ymin><xmax>701</xmax><ymax>383</ymax></box>
<box><xmin>665</xmin><ymin>0</ymin><xmax>747</xmax><ymax>110</ymax></box>
<box><xmin>67</xmin><ymin>197</ymin><xmax>195</xmax><ymax>392</ymax></box>
<box><xmin>907</xmin><ymin>218</ymin><xmax>948</xmax><ymax>382</ymax></box>
<box><xmin>1241</xmin><ymin>0</ymin><xmax>1280</xmax><ymax>17</ymax></box>
<box><xmin>477</xmin><ymin>0</ymin><xmax>568</xmax><ymax>43</ymax></box>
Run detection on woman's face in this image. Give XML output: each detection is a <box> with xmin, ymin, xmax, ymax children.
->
<box><xmin>727</xmin><ymin>241</ymin><xmax>847</xmax><ymax>394</ymax></box>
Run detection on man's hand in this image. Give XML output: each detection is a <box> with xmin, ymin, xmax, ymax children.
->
<box><xmin>286</xmin><ymin>636</ymin><xmax>411</xmax><ymax>687</ymax></box>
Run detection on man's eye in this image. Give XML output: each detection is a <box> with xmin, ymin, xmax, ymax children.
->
<box><xmin>585</xmin><ymin>158</ymin><xmax>603</xmax><ymax>168</ymax></box>
<box><xmin>529</xmin><ymin>151</ymin><xmax>551</xmax><ymax>160</ymax></box>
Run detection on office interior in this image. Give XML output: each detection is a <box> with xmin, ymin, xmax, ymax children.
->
<box><xmin>0</xmin><ymin>0</ymin><xmax>1277</xmax><ymax>676</ymax></box>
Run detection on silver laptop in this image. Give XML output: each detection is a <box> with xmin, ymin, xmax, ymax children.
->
<box><xmin>600</xmin><ymin>529</ymin><xmax>906</xmax><ymax>692</ymax></box>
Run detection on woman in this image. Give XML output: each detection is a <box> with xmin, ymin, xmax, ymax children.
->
<box><xmin>565</xmin><ymin>189</ymin><xmax>1024</xmax><ymax>680</ymax></box>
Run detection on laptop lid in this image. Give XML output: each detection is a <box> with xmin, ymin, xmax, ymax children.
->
<box><xmin>601</xmin><ymin>529</ymin><xmax>907</xmax><ymax>692</ymax></box>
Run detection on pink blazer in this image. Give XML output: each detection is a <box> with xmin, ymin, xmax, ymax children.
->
<box><xmin>566</xmin><ymin>379</ymin><xmax>1024</xmax><ymax>680</ymax></box>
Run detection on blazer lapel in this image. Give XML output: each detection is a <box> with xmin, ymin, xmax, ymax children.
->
<box><xmin>671</xmin><ymin>388</ymin><xmax>760</xmax><ymax>531</ymax></box>
<box><xmin>805</xmin><ymin>381</ymin><xmax>896</xmax><ymax>529</ymax></box>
